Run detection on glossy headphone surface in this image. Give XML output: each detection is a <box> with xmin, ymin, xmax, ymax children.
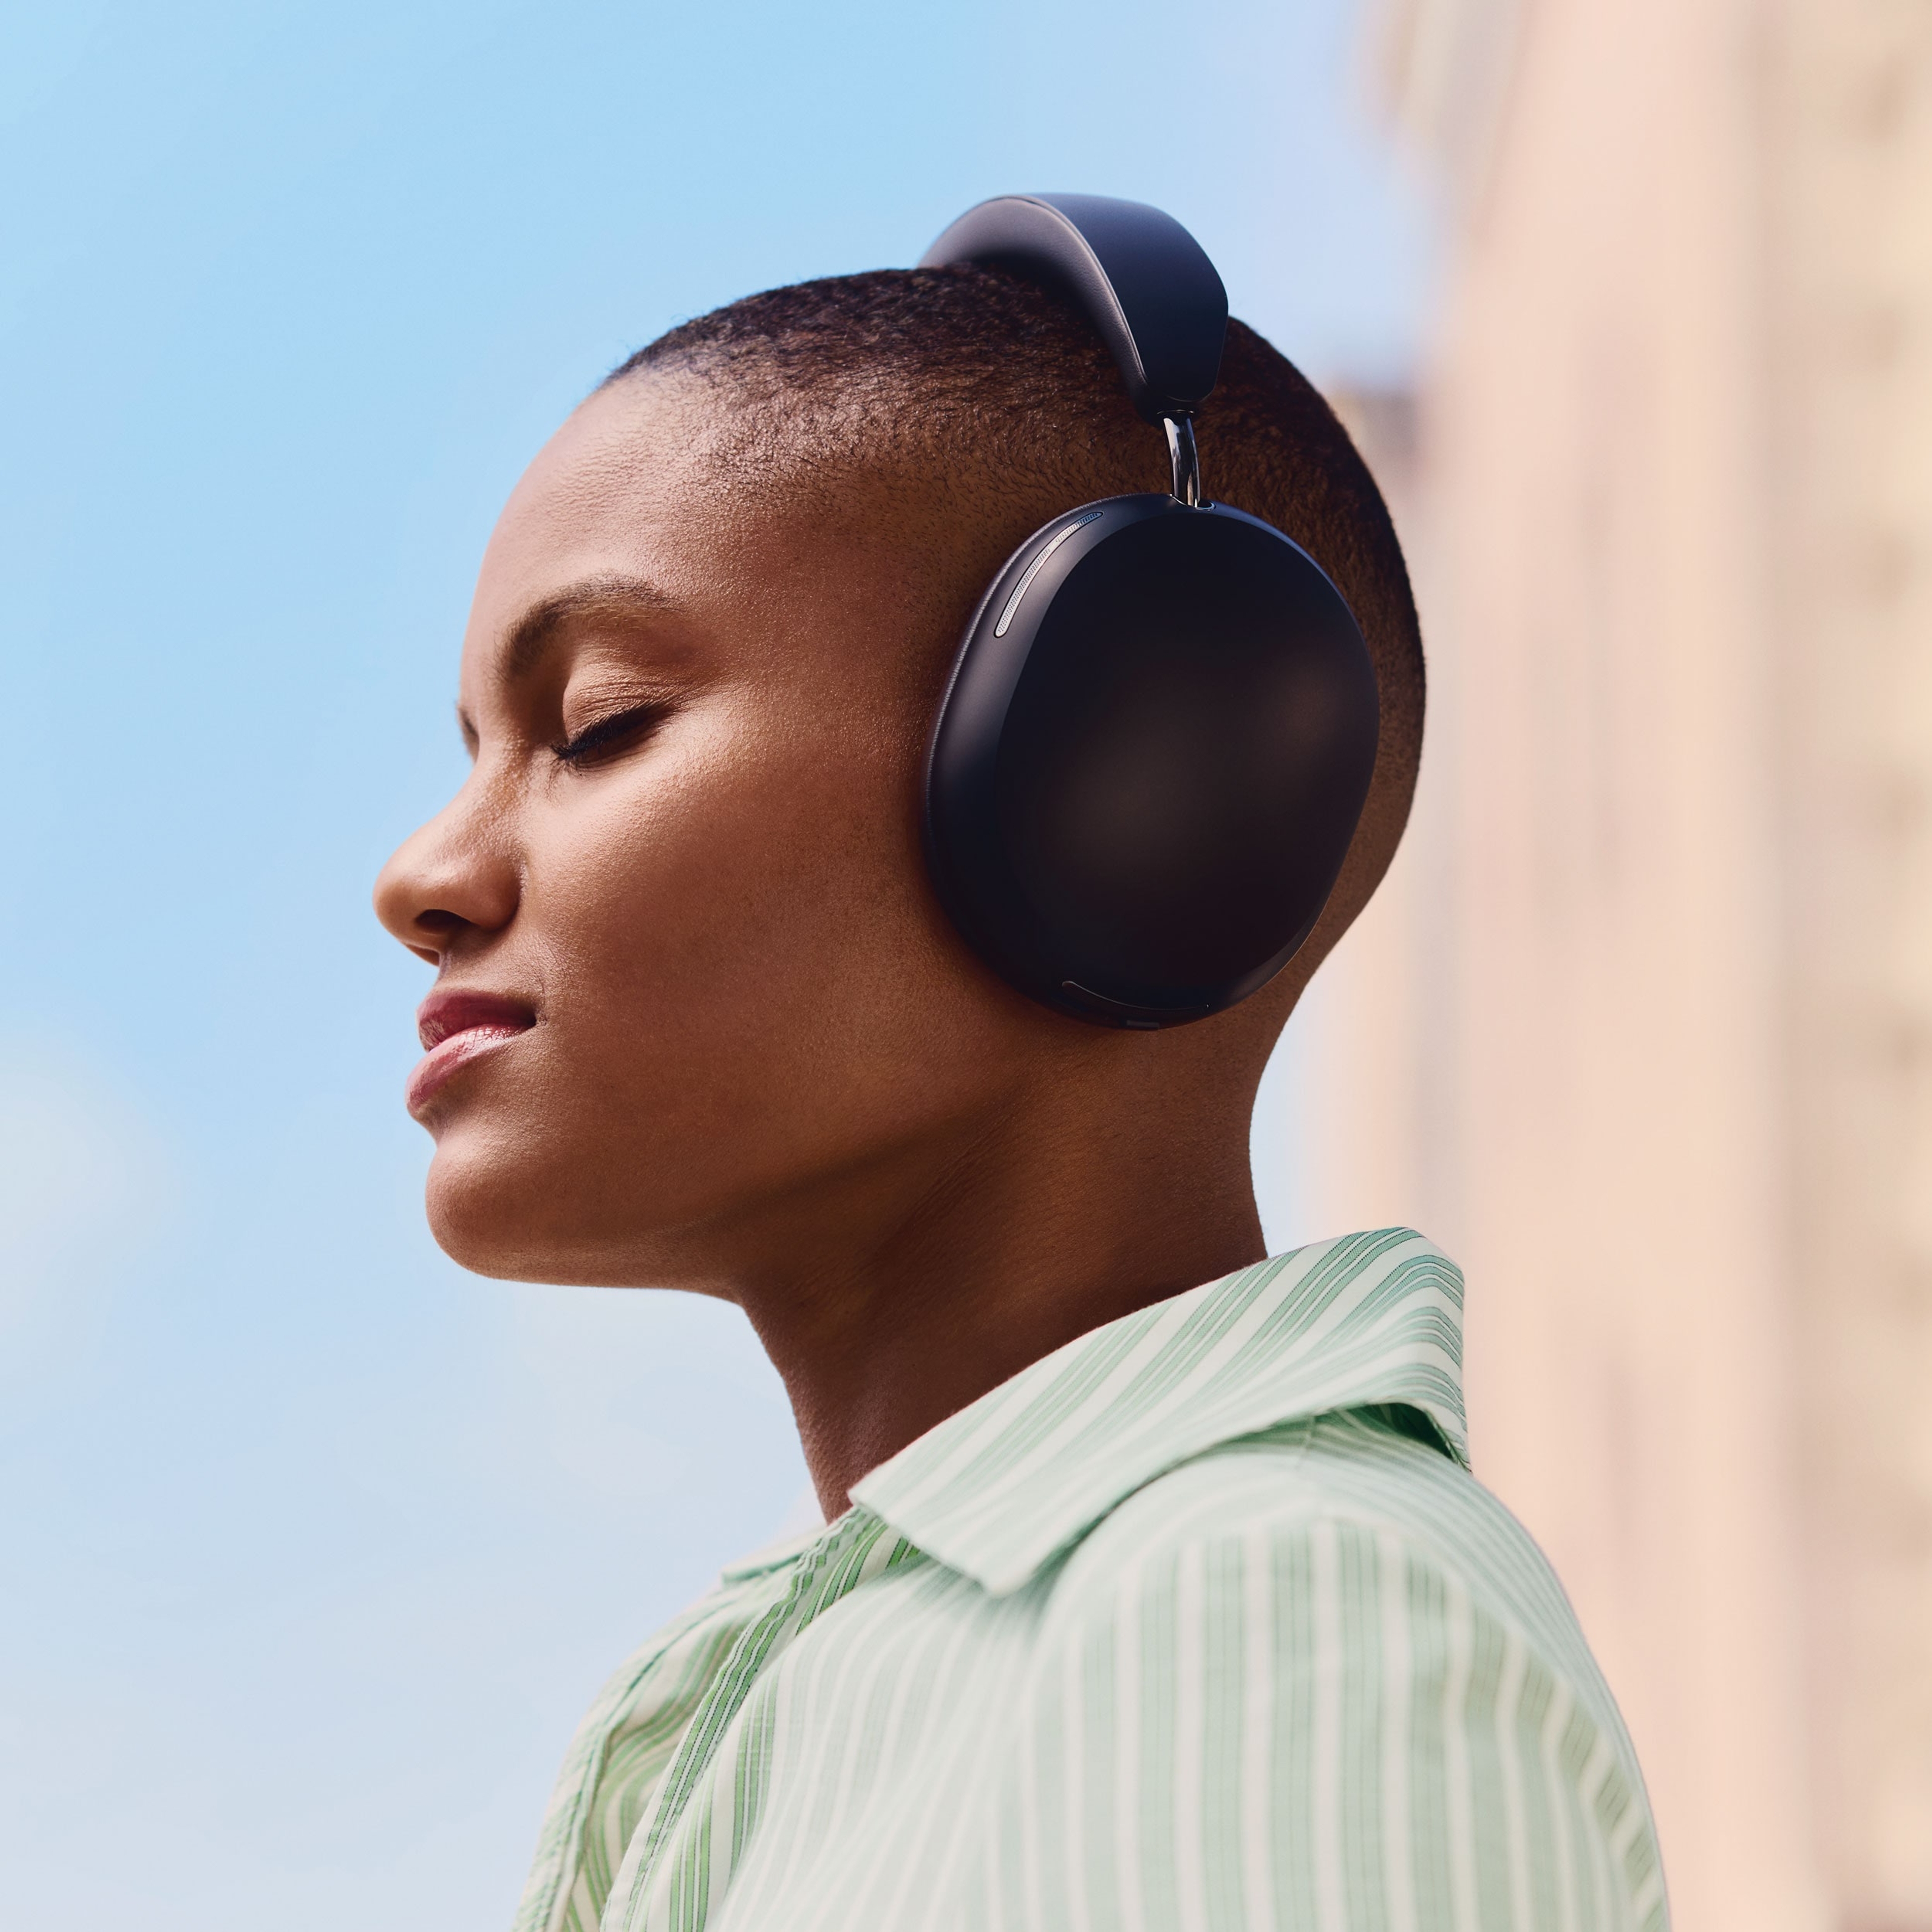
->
<box><xmin>917</xmin><ymin>195</ymin><xmax>1380</xmax><ymax>1028</ymax></box>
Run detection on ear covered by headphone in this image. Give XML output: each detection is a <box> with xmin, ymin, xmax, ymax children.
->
<box><xmin>917</xmin><ymin>194</ymin><xmax>1381</xmax><ymax>1029</ymax></box>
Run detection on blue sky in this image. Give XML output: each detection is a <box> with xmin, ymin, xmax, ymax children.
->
<box><xmin>0</xmin><ymin>3</ymin><xmax>1429</xmax><ymax>1923</ymax></box>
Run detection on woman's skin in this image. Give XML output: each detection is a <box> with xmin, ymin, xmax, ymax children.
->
<box><xmin>373</xmin><ymin>368</ymin><xmax>1408</xmax><ymax>1520</ymax></box>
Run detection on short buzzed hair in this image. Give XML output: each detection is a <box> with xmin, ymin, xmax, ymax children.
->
<box><xmin>608</xmin><ymin>266</ymin><xmax>1423</xmax><ymax>787</ymax></box>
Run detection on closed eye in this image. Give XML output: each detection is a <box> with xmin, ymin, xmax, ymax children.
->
<box><xmin>552</xmin><ymin>701</ymin><xmax>674</xmax><ymax>767</ymax></box>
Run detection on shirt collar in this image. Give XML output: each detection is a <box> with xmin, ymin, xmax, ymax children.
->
<box><xmin>850</xmin><ymin>1227</ymin><xmax>1466</xmax><ymax>1597</ymax></box>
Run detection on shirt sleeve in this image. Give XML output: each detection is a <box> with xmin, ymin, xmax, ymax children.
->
<box><xmin>956</xmin><ymin>1511</ymin><xmax>1668</xmax><ymax>1932</ymax></box>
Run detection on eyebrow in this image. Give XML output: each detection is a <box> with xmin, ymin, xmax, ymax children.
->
<box><xmin>497</xmin><ymin>572</ymin><xmax>683</xmax><ymax>684</ymax></box>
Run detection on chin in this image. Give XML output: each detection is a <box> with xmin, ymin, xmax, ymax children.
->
<box><xmin>424</xmin><ymin>1124</ymin><xmax>619</xmax><ymax>1284</ymax></box>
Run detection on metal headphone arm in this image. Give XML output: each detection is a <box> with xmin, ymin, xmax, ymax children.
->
<box><xmin>1164</xmin><ymin>414</ymin><xmax>1202</xmax><ymax>507</ymax></box>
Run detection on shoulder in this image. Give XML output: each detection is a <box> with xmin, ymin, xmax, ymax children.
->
<box><xmin>1015</xmin><ymin>1407</ymin><xmax>1667</xmax><ymax>1929</ymax></box>
<box><xmin>1048</xmin><ymin>1407</ymin><xmax>1608</xmax><ymax>1706</ymax></box>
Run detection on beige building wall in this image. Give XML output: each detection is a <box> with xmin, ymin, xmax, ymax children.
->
<box><xmin>1303</xmin><ymin>3</ymin><xmax>1932</xmax><ymax>1927</ymax></box>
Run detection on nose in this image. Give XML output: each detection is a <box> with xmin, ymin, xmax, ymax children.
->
<box><xmin>373</xmin><ymin>777</ymin><xmax>521</xmax><ymax>967</ymax></box>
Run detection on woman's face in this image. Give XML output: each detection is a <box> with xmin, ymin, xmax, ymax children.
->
<box><xmin>373</xmin><ymin>373</ymin><xmax>1057</xmax><ymax>1289</ymax></box>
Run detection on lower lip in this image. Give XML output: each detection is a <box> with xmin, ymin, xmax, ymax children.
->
<box><xmin>406</xmin><ymin>1024</ymin><xmax>532</xmax><ymax>1116</ymax></box>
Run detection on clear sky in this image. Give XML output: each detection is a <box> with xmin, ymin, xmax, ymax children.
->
<box><xmin>0</xmin><ymin>4</ymin><xmax>1429</xmax><ymax>1924</ymax></box>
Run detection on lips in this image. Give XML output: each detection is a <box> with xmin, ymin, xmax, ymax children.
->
<box><xmin>408</xmin><ymin>988</ymin><xmax>538</xmax><ymax>1115</ymax></box>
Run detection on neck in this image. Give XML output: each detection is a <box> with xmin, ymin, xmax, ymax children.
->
<box><xmin>725</xmin><ymin>1070</ymin><xmax>1268</xmax><ymax>1521</ymax></box>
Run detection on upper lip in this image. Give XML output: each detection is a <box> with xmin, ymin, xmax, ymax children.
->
<box><xmin>416</xmin><ymin>987</ymin><xmax>538</xmax><ymax>1051</ymax></box>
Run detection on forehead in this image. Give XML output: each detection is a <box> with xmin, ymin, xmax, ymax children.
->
<box><xmin>469</xmin><ymin>374</ymin><xmax>738</xmax><ymax>630</ymax></box>
<box><xmin>459</xmin><ymin>370</ymin><xmax>851</xmax><ymax>710</ymax></box>
<box><xmin>457</xmin><ymin>367</ymin><xmax>961</xmax><ymax>718</ymax></box>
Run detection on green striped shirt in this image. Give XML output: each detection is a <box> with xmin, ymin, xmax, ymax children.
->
<box><xmin>512</xmin><ymin>1229</ymin><xmax>1666</xmax><ymax>1931</ymax></box>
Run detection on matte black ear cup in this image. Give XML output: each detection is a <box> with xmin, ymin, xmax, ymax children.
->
<box><xmin>924</xmin><ymin>496</ymin><xmax>1380</xmax><ymax>1027</ymax></box>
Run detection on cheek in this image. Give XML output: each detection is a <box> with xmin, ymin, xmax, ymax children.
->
<box><xmin>539</xmin><ymin>719</ymin><xmax>903</xmax><ymax>1018</ymax></box>
<box><xmin>505</xmin><ymin>707</ymin><xmax>1006</xmax><ymax>1188</ymax></box>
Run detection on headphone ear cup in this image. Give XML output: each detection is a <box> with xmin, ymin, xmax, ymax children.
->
<box><xmin>924</xmin><ymin>496</ymin><xmax>1380</xmax><ymax>1026</ymax></box>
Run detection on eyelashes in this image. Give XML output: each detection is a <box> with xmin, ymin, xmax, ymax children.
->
<box><xmin>551</xmin><ymin>700</ymin><xmax>675</xmax><ymax>768</ymax></box>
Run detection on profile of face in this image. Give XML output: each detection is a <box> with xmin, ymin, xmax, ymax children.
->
<box><xmin>374</xmin><ymin>372</ymin><xmax>1096</xmax><ymax>1291</ymax></box>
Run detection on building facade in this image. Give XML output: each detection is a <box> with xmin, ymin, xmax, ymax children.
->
<box><xmin>1306</xmin><ymin>3</ymin><xmax>1932</xmax><ymax>1926</ymax></box>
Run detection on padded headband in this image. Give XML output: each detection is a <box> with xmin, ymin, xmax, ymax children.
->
<box><xmin>918</xmin><ymin>193</ymin><xmax>1229</xmax><ymax>423</ymax></box>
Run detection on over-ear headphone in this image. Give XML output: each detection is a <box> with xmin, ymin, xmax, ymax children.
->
<box><xmin>916</xmin><ymin>194</ymin><xmax>1381</xmax><ymax>1029</ymax></box>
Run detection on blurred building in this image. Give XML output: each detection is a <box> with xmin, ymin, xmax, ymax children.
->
<box><xmin>1310</xmin><ymin>3</ymin><xmax>1932</xmax><ymax>1927</ymax></box>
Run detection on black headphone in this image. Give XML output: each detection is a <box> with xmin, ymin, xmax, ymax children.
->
<box><xmin>916</xmin><ymin>194</ymin><xmax>1381</xmax><ymax>1029</ymax></box>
